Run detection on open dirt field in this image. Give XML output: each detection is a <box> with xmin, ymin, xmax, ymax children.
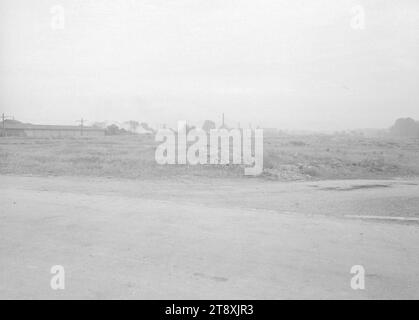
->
<box><xmin>1</xmin><ymin>135</ymin><xmax>419</xmax><ymax>181</ymax></box>
<box><xmin>1</xmin><ymin>175</ymin><xmax>418</xmax><ymax>299</ymax></box>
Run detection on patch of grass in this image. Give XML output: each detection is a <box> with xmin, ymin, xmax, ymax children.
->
<box><xmin>0</xmin><ymin>134</ymin><xmax>419</xmax><ymax>181</ymax></box>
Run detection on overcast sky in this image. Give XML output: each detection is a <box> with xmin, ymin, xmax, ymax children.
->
<box><xmin>1</xmin><ymin>0</ymin><xmax>418</xmax><ymax>130</ymax></box>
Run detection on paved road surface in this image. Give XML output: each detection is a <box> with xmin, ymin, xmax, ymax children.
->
<box><xmin>0</xmin><ymin>175</ymin><xmax>418</xmax><ymax>299</ymax></box>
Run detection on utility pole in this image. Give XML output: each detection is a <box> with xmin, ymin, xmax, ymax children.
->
<box><xmin>76</xmin><ymin>118</ymin><xmax>85</xmax><ymax>136</ymax></box>
<box><xmin>222</xmin><ymin>113</ymin><xmax>225</xmax><ymax>127</ymax></box>
<box><xmin>1</xmin><ymin>113</ymin><xmax>13</xmax><ymax>137</ymax></box>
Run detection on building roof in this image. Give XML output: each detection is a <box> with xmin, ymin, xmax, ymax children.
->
<box><xmin>2</xmin><ymin>120</ymin><xmax>104</xmax><ymax>131</ymax></box>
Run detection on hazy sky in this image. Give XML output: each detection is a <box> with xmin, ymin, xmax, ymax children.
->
<box><xmin>1</xmin><ymin>0</ymin><xmax>418</xmax><ymax>130</ymax></box>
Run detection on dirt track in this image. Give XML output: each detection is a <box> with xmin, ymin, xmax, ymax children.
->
<box><xmin>0</xmin><ymin>175</ymin><xmax>419</xmax><ymax>299</ymax></box>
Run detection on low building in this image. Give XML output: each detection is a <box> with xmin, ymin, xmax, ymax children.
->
<box><xmin>1</xmin><ymin>121</ymin><xmax>105</xmax><ymax>137</ymax></box>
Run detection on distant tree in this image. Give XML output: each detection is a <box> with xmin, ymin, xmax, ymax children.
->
<box><xmin>202</xmin><ymin>120</ymin><xmax>216</xmax><ymax>133</ymax></box>
<box><xmin>105</xmin><ymin>124</ymin><xmax>120</xmax><ymax>135</ymax></box>
<box><xmin>141</xmin><ymin>122</ymin><xmax>156</xmax><ymax>134</ymax></box>
<box><xmin>105</xmin><ymin>124</ymin><xmax>131</xmax><ymax>135</ymax></box>
<box><xmin>390</xmin><ymin>118</ymin><xmax>419</xmax><ymax>137</ymax></box>
<box><xmin>92</xmin><ymin>121</ymin><xmax>107</xmax><ymax>129</ymax></box>
<box><xmin>125</xmin><ymin>120</ymin><xmax>139</xmax><ymax>133</ymax></box>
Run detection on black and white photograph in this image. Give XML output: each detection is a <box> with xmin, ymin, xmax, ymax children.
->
<box><xmin>1</xmin><ymin>0</ymin><xmax>419</xmax><ymax>303</ymax></box>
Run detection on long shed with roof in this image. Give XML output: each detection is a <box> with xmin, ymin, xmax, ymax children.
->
<box><xmin>1</xmin><ymin>121</ymin><xmax>105</xmax><ymax>137</ymax></box>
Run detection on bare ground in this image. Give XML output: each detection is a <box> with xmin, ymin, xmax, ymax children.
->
<box><xmin>0</xmin><ymin>175</ymin><xmax>418</xmax><ymax>299</ymax></box>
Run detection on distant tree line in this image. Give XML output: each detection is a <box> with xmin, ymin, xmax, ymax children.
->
<box><xmin>91</xmin><ymin>121</ymin><xmax>156</xmax><ymax>136</ymax></box>
<box><xmin>104</xmin><ymin>124</ymin><xmax>132</xmax><ymax>136</ymax></box>
<box><xmin>390</xmin><ymin>118</ymin><xmax>419</xmax><ymax>138</ymax></box>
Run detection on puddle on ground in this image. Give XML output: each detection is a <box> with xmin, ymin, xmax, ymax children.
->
<box><xmin>319</xmin><ymin>184</ymin><xmax>391</xmax><ymax>191</ymax></box>
<box><xmin>193</xmin><ymin>272</ymin><xmax>228</xmax><ymax>282</ymax></box>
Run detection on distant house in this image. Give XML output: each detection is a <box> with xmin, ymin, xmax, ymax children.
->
<box><xmin>1</xmin><ymin>120</ymin><xmax>105</xmax><ymax>137</ymax></box>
